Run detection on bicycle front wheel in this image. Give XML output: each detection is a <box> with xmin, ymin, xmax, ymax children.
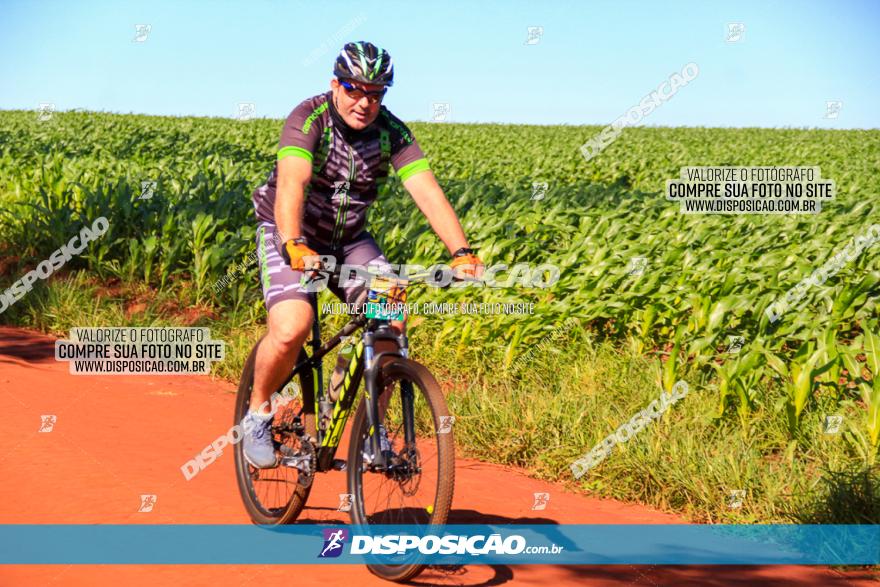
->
<box><xmin>346</xmin><ymin>358</ymin><xmax>455</xmax><ymax>582</ymax></box>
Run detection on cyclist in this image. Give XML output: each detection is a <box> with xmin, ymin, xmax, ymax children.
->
<box><xmin>243</xmin><ymin>41</ymin><xmax>484</xmax><ymax>468</ymax></box>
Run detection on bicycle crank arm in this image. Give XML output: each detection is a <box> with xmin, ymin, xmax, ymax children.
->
<box><xmin>279</xmin><ymin>453</ymin><xmax>312</xmax><ymax>471</ymax></box>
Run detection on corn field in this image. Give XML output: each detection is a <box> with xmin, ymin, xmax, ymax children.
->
<box><xmin>1</xmin><ymin>110</ymin><xmax>879</xmax><ymax>459</ymax></box>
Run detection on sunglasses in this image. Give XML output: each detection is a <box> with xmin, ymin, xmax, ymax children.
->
<box><xmin>338</xmin><ymin>79</ymin><xmax>387</xmax><ymax>104</ymax></box>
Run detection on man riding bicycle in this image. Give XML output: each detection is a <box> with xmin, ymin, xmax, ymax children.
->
<box><xmin>244</xmin><ymin>41</ymin><xmax>484</xmax><ymax>468</ymax></box>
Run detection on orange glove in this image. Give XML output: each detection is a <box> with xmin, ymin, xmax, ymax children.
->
<box><xmin>281</xmin><ymin>239</ymin><xmax>321</xmax><ymax>273</ymax></box>
<box><xmin>450</xmin><ymin>252</ymin><xmax>484</xmax><ymax>280</ymax></box>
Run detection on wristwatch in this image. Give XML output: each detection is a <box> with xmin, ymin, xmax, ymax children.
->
<box><xmin>452</xmin><ymin>247</ymin><xmax>475</xmax><ymax>258</ymax></box>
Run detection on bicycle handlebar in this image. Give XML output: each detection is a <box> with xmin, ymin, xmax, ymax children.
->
<box><xmin>300</xmin><ymin>266</ymin><xmax>481</xmax><ymax>287</ymax></box>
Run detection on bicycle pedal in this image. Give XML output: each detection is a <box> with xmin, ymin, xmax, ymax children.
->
<box><xmin>331</xmin><ymin>459</ymin><xmax>347</xmax><ymax>471</ymax></box>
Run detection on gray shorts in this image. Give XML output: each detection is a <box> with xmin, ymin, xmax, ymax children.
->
<box><xmin>256</xmin><ymin>222</ymin><xmax>392</xmax><ymax>312</ymax></box>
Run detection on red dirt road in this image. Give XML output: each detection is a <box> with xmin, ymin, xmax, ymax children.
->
<box><xmin>0</xmin><ymin>326</ymin><xmax>875</xmax><ymax>586</ymax></box>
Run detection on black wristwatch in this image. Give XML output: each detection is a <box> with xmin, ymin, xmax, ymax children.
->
<box><xmin>452</xmin><ymin>247</ymin><xmax>475</xmax><ymax>258</ymax></box>
<box><xmin>291</xmin><ymin>236</ymin><xmax>308</xmax><ymax>246</ymax></box>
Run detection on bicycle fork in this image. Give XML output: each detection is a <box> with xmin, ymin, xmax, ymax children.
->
<box><xmin>362</xmin><ymin>326</ymin><xmax>414</xmax><ymax>471</ymax></box>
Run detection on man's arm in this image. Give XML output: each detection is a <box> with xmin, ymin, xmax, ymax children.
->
<box><xmin>402</xmin><ymin>169</ymin><xmax>470</xmax><ymax>255</ymax></box>
<box><xmin>385</xmin><ymin>109</ymin><xmax>481</xmax><ymax>276</ymax></box>
<box><xmin>274</xmin><ymin>156</ymin><xmax>312</xmax><ymax>244</ymax></box>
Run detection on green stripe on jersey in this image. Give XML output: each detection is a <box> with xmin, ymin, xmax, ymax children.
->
<box><xmin>277</xmin><ymin>146</ymin><xmax>313</xmax><ymax>162</ymax></box>
<box><xmin>396</xmin><ymin>158</ymin><xmax>430</xmax><ymax>182</ymax></box>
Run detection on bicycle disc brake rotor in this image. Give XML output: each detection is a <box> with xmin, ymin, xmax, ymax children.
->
<box><xmin>379</xmin><ymin>379</ymin><xmax>422</xmax><ymax>494</ymax></box>
<box><xmin>396</xmin><ymin>445</ymin><xmax>421</xmax><ymax>496</ymax></box>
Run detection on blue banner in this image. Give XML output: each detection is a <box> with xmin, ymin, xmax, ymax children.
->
<box><xmin>0</xmin><ymin>524</ymin><xmax>877</xmax><ymax>565</ymax></box>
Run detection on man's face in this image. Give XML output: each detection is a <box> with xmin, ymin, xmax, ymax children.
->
<box><xmin>330</xmin><ymin>78</ymin><xmax>385</xmax><ymax>130</ymax></box>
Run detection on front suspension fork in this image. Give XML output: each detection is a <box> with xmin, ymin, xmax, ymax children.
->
<box><xmin>363</xmin><ymin>327</ymin><xmax>411</xmax><ymax>470</ymax></box>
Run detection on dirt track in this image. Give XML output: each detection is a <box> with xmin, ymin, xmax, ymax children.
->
<box><xmin>0</xmin><ymin>326</ymin><xmax>875</xmax><ymax>586</ymax></box>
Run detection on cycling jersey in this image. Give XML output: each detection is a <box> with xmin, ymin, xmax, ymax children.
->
<box><xmin>252</xmin><ymin>92</ymin><xmax>430</xmax><ymax>247</ymax></box>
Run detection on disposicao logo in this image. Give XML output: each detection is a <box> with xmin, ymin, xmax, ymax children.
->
<box><xmin>319</xmin><ymin>528</ymin><xmax>349</xmax><ymax>558</ymax></box>
<box><xmin>317</xmin><ymin>530</ymin><xmax>562</xmax><ymax>558</ymax></box>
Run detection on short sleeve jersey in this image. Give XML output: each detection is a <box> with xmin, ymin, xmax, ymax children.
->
<box><xmin>252</xmin><ymin>91</ymin><xmax>429</xmax><ymax>248</ymax></box>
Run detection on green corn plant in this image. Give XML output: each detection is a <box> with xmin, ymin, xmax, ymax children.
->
<box><xmin>142</xmin><ymin>235</ymin><xmax>159</xmax><ymax>283</ymax></box>
<box><xmin>864</xmin><ymin>328</ymin><xmax>880</xmax><ymax>455</ymax></box>
<box><xmin>771</xmin><ymin>341</ymin><xmax>840</xmax><ymax>435</ymax></box>
<box><xmin>125</xmin><ymin>238</ymin><xmax>141</xmax><ymax>283</ymax></box>
<box><xmin>730</xmin><ymin>351</ymin><xmax>765</xmax><ymax>426</ymax></box>
<box><xmin>188</xmin><ymin>212</ymin><xmax>217</xmax><ymax>303</ymax></box>
<box><xmin>662</xmin><ymin>323</ymin><xmax>688</xmax><ymax>392</ymax></box>
<box><xmin>714</xmin><ymin>350</ymin><xmax>763</xmax><ymax>421</ymax></box>
<box><xmin>840</xmin><ymin>327</ymin><xmax>880</xmax><ymax>464</ymax></box>
<box><xmin>500</xmin><ymin>323</ymin><xmax>519</xmax><ymax>370</ymax></box>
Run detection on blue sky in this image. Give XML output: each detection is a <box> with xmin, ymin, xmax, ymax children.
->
<box><xmin>2</xmin><ymin>0</ymin><xmax>878</xmax><ymax>128</ymax></box>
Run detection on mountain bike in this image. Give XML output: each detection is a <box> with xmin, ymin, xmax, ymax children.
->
<box><xmin>234</xmin><ymin>267</ymin><xmax>460</xmax><ymax>582</ymax></box>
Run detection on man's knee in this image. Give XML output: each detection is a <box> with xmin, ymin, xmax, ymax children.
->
<box><xmin>268</xmin><ymin>301</ymin><xmax>313</xmax><ymax>348</ymax></box>
<box><xmin>270</xmin><ymin>321</ymin><xmax>309</xmax><ymax>348</ymax></box>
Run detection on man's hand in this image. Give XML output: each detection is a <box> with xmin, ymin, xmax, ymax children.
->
<box><xmin>281</xmin><ymin>239</ymin><xmax>322</xmax><ymax>275</ymax></box>
<box><xmin>450</xmin><ymin>252</ymin><xmax>484</xmax><ymax>280</ymax></box>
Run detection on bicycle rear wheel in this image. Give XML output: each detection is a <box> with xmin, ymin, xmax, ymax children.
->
<box><xmin>234</xmin><ymin>338</ymin><xmax>315</xmax><ymax>525</ymax></box>
<box><xmin>346</xmin><ymin>358</ymin><xmax>455</xmax><ymax>582</ymax></box>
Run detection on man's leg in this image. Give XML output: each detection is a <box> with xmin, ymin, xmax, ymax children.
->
<box><xmin>251</xmin><ymin>298</ymin><xmax>313</xmax><ymax>413</ymax></box>
<box><xmin>251</xmin><ymin>221</ymin><xmax>318</xmax><ymax>412</ymax></box>
<box><xmin>244</xmin><ymin>222</ymin><xmax>318</xmax><ymax>467</ymax></box>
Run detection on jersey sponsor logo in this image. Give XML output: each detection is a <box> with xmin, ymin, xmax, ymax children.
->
<box><xmin>302</xmin><ymin>101</ymin><xmax>329</xmax><ymax>134</ymax></box>
<box><xmin>381</xmin><ymin>110</ymin><xmax>413</xmax><ymax>144</ymax></box>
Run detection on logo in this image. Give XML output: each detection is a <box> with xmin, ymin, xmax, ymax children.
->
<box><xmin>1</xmin><ymin>217</ymin><xmax>110</xmax><ymax>315</ymax></box>
<box><xmin>431</xmin><ymin>102</ymin><xmax>451</xmax><ymax>123</ymax></box>
<box><xmin>726</xmin><ymin>22</ymin><xmax>745</xmax><ymax>43</ymax></box>
<box><xmin>138</xmin><ymin>494</ymin><xmax>157</xmax><ymax>512</ymax></box>
<box><xmin>764</xmin><ymin>302</ymin><xmax>783</xmax><ymax>324</ymax></box>
<box><xmin>319</xmin><ymin>528</ymin><xmax>349</xmax><ymax>558</ymax></box>
<box><xmin>37</xmin><ymin>103</ymin><xmax>55</xmax><ymax>122</ymax></box>
<box><xmin>337</xmin><ymin>493</ymin><xmax>353</xmax><ymax>512</ymax></box>
<box><xmin>824</xmin><ymin>100</ymin><xmax>842</xmax><ymax>120</ymax></box>
<box><xmin>139</xmin><ymin>180</ymin><xmax>157</xmax><ymax>200</ymax></box>
<box><xmin>728</xmin><ymin>489</ymin><xmax>745</xmax><ymax>509</ymax></box>
<box><xmin>237</xmin><ymin>103</ymin><xmax>256</xmax><ymax>121</ymax></box>
<box><xmin>726</xmin><ymin>335</ymin><xmax>745</xmax><ymax>354</ymax></box>
<box><xmin>525</xmin><ymin>26</ymin><xmax>544</xmax><ymax>45</ymax></box>
<box><xmin>180</xmin><ymin>388</ymin><xmax>296</xmax><ymax>480</ymax></box>
<box><xmin>332</xmin><ymin>180</ymin><xmax>350</xmax><ymax>197</ymax></box>
<box><xmin>823</xmin><ymin>415</ymin><xmax>843</xmax><ymax>434</ymax></box>
<box><xmin>531</xmin><ymin>181</ymin><xmax>548</xmax><ymax>201</ymax></box>
<box><xmin>627</xmin><ymin>256</ymin><xmax>648</xmax><ymax>276</ymax></box>
<box><xmin>438</xmin><ymin>416</ymin><xmax>455</xmax><ymax>434</ymax></box>
<box><xmin>350</xmin><ymin>533</ymin><xmax>539</xmax><ymax>555</ymax></box>
<box><xmin>580</xmin><ymin>62</ymin><xmax>699</xmax><ymax>164</ymax></box>
<box><xmin>531</xmin><ymin>492</ymin><xmax>550</xmax><ymax>510</ymax></box>
<box><xmin>133</xmin><ymin>24</ymin><xmax>152</xmax><ymax>43</ymax></box>
<box><xmin>39</xmin><ymin>415</ymin><xmax>57</xmax><ymax>432</ymax></box>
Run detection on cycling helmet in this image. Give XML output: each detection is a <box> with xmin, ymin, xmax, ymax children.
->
<box><xmin>333</xmin><ymin>41</ymin><xmax>394</xmax><ymax>87</ymax></box>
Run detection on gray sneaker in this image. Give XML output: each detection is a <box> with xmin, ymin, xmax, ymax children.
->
<box><xmin>242</xmin><ymin>410</ymin><xmax>278</xmax><ymax>468</ymax></box>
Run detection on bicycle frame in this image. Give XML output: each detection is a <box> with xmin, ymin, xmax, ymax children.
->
<box><xmin>271</xmin><ymin>294</ymin><xmax>410</xmax><ymax>473</ymax></box>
